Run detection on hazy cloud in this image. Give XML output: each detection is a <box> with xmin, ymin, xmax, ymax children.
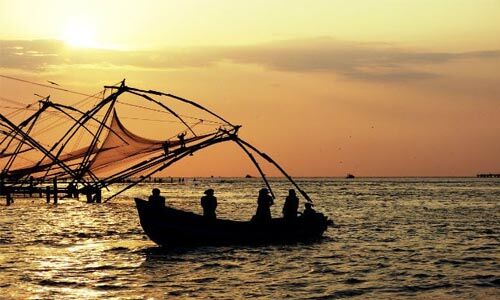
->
<box><xmin>1</xmin><ymin>38</ymin><xmax>499</xmax><ymax>81</ymax></box>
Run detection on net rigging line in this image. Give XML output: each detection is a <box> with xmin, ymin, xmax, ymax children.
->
<box><xmin>0</xmin><ymin>74</ymin><xmax>102</xmax><ymax>99</ymax></box>
<box><xmin>0</xmin><ymin>98</ymin><xmax>39</xmax><ymax>119</ymax></box>
<box><xmin>3</xmin><ymin>89</ymin><xmax>108</xmax><ymax>141</ymax></box>
<box><xmin>116</xmin><ymin>101</ymin><xmax>225</xmax><ymax>126</ymax></box>
<box><xmin>0</xmin><ymin>95</ymin><xmax>28</xmax><ymax>108</ymax></box>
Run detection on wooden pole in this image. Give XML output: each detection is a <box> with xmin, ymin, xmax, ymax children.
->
<box><xmin>6</xmin><ymin>192</ymin><xmax>11</xmax><ymax>206</ymax></box>
<box><xmin>46</xmin><ymin>186</ymin><xmax>50</xmax><ymax>203</ymax></box>
<box><xmin>53</xmin><ymin>177</ymin><xmax>58</xmax><ymax>204</ymax></box>
<box><xmin>0</xmin><ymin>174</ymin><xmax>4</xmax><ymax>196</ymax></box>
<box><xmin>29</xmin><ymin>176</ymin><xmax>33</xmax><ymax>197</ymax></box>
<box><xmin>95</xmin><ymin>189</ymin><xmax>102</xmax><ymax>203</ymax></box>
<box><xmin>237</xmin><ymin>138</ymin><xmax>313</xmax><ymax>202</ymax></box>
<box><xmin>86</xmin><ymin>187</ymin><xmax>94</xmax><ymax>203</ymax></box>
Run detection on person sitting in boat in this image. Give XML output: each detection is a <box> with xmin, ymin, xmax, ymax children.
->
<box><xmin>201</xmin><ymin>188</ymin><xmax>217</xmax><ymax>220</ymax></box>
<box><xmin>252</xmin><ymin>188</ymin><xmax>274</xmax><ymax>222</ymax></box>
<box><xmin>282</xmin><ymin>189</ymin><xmax>299</xmax><ymax>220</ymax></box>
<box><xmin>148</xmin><ymin>188</ymin><xmax>165</xmax><ymax>208</ymax></box>
<box><xmin>303</xmin><ymin>202</ymin><xmax>316</xmax><ymax>218</ymax></box>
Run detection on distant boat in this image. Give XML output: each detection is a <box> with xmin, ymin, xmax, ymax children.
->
<box><xmin>346</xmin><ymin>173</ymin><xmax>355</xmax><ymax>179</ymax></box>
<box><xmin>135</xmin><ymin>198</ymin><xmax>332</xmax><ymax>247</ymax></box>
<box><xmin>245</xmin><ymin>174</ymin><xmax>253</xmax><ymax>178</ymax></box>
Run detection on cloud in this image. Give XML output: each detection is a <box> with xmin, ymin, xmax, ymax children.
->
<box><xmin>1</xmin><ymin>37</ymin><xmax>499</xmax><ymax>81</ymax></box>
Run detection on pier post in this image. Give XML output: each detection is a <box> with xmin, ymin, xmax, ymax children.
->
<box><xmin>86</xmin><ymin>187</ymin><xmax>94</xmax><ymax>203</ymax></box>
<box><xmin>29</xmin><ymin>176</ymin><xmax>34</xmax><ymax>197</ymax></box>
<box><xmin>94</xmin><ymin>189</ymin><xmax>102</xmax><ymax>203</ymax></box>
<box><xmin>53</xmin><ymin>177</ymin><xmax>58</xmax><ymax>204</ymax></box>
<box><xmin>0</xmin><ymin>174</ymin><xmax>4</xmax><ymax>196</ymax></box>
<box><xmin>6</xmin><ymin>193</ymin><xmax>12</xmax><ymax>206</ymax></box>
<box><xmin>46</xmin><ymin>186</ymin><xmax>50</xmax><ymax>203</ymax></box>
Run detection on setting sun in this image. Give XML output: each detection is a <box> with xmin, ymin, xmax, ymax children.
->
<box><xmin>61</xmin><ymin>18</ymin><xmax>97</xmax><ymax>48</ymax></box>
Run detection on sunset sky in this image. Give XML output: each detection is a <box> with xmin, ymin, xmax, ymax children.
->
<box><xmin>1</xmin><ymin>0</ymin><xmax>499</xmax><ymax>177</ymax></box>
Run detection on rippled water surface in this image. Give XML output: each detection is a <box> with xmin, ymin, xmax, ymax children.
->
<box><xmin>1</xmin><ymin>178</ymin><xmax>499</xmax><ymax>299</ymax></box>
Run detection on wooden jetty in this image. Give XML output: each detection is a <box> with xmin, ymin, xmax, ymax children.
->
<box><xmin>1</xmin><ymin>179</ymin><xmax>80</xmax><ymax>205</ymax></box>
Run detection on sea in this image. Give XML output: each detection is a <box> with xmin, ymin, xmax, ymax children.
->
<box><xmin>0</xmin><ymin>177</ymin><xmax>499</xmax><ymax>299</ymax></box>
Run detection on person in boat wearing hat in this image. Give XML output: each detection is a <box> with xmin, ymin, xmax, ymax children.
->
<box><xmin>303</xmin><ymin>202</ymin><xmax>316</xmax><ymax>218</ymax></box>
<box><xmin>253</xmin><ymin>188</ymin><xmax>274</xmax><ymax>222</ymax></box>
<box><xmin>149</xmin><ymin>188</ymin><xmax>165</xmax><ymax>208</ymax></box>
<box><xmin>282</xmin><ymin>189</ymin><xmax>299</xmax><ymax>220</ymax></box>
<box><xmin>201</xmin><ymin>188</ymin><xmax>217</xmax><ymax>220</ymax></box>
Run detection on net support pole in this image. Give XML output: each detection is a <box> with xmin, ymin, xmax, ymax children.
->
<box><xmin>104</xmin><ymin>135</ymin><xmax>233</xmax><ymax>202</ymax></box>
<box><xmin>126</xmin><ymin>90</ymin><xmax>197</xmax><ymax>137</ymax></box>
<box><xmin>233</xmin><ymin>138</ymin><xmax>275</xmax><ymax>199</ymax></box>
<box><xmin>236</xmin><ymin>138</ymin><xmax>312</xmax><ymax>202</ymax></box>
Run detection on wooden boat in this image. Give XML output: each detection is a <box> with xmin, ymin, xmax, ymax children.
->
<box><xmin>135</xmin><ymin>198</ymin><xmax>332</xmax><ymax>247</ymax></box>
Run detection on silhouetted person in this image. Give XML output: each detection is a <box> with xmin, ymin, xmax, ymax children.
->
<box><xmin>149</xmin><ymin>188</ymin><xmax>165</xmax><ymax>208</ymax></box>
<box><xmin>93</xmin><ymin>189</ymin><xmax>102</xmax><ymax>203</ymax></box>
<box><xmin>201</xmin><ymin>188</ymin><xmax>217</xmax><ymax>220</ymax></box>
<box><xmin>177</xmin><ymin>132</ymin><xmax>186</xmax><ymax>148</ymax></box>
<box><xmin>252</xmin><ymin>188</ymin><xmax>274</xmax><ymax>222</ymax></box>
<box><xmin>162</xmin><ymin>141</ymin><xmax>170</xmax><ymax>155</ymax></box>
<box><xmin>67</xmin><ymin>182</ymin><xmax>78</xmax><ymax>198</ymax></box>
<box><xmin>303</xmin><ymin>202</ymin><xmax>316</xmax><ymax>218</ymax></box>
<box><xmin>282</xmin><ymin>189</ymin><xmax>299</xmax><ymax>220</ymax></box>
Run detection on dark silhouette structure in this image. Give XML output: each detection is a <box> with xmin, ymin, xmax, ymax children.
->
<box><xmin>282</xmin><ymin>189</ymin><xmax>299</xmax><ymax>220</ymax></box>
<box><xmin>252</xmin><ymin>188</ymin><xmax>274</xmax><ymax>222</ymax></box>
<box><xmin>200</xmin><ymin>188</ymin><xmax>217</xmax><ymax>220</ymax></box>
<box><xmin>148</xmin><ymin>188</ymin><xmax>165</xmax><ymax>208</ymax></box>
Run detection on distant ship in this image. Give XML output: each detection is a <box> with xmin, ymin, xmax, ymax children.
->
<box><xmin>346</xmin><ymin>173</ymin><xmax>355</xmax><ymax>179</ymax></box>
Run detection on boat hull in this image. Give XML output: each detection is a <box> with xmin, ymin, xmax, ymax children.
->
<box><xmin>135</xmin><ymin>198</ymin><xmax>331</xmax><ymax>247</ymax></box>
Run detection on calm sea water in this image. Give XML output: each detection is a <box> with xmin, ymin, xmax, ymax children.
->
<box><xmin>0</xmin><ymin>178</ymin><xmax>499</xmax><ymax>299</ymax></box>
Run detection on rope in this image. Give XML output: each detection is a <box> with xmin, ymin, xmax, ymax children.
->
<box><xmin>0</xmin><ymin>74</ymin><xmax>101</xmax><ymax>99</ymax></box>
<box><xmin>117</xmin><ymin>101</ymin><xmax>224</xmax><ymax>125</ymax></box>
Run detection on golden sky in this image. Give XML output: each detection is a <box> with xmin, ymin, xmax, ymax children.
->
<box><xmin>1</xmin><ymin>0</ymin><xmax>499</xmax><ymax>176</ymax></box>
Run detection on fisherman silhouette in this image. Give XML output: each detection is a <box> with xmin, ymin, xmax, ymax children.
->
<box><xmin>148</xmin><ymin>188</ymin><xmax>165</xmax><ymax>208</ymax></box>
<box><xmin>67</xmin><ymin>182</ymin><xmax>78</xmax><ymax>198</ymax></box>
<box><xmin>282</xmin><ymin>189</ymin><xmax>299</xmax><ymax>220</ymax></box>
<box><xmin>252</xmin><ymin>188</ymin><xmax>274</xmax><ymax>222</ymax></box>
<box><xmin>162</xmin><ymin>140</ymin><xmax>170</xmax><ymax>155</ymax></box>
<box><xmin>200</xmin><ymin>188</ymin><xmax>217</xmax><ymax>220</ymax></box>
<box><xmin>303</xmin><ymin>202</ymin><xmax>316</xmax><ymax>218</ymax></box>
<box><xmin>177</xmin><ymin>132</ymin><xmax>186</xmax><ymax>148</ymax></box>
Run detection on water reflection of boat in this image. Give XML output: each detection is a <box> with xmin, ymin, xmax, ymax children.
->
<box><xmin>135</xmin><ymin>198</ymin><xmax>331</xmax><ymax>247</ymax></box>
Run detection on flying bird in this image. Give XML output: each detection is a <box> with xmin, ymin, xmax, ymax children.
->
<box><xmin>47</xmin><ymin>80</ymin><xmax>59</xmax><ymax>86</ymax></box>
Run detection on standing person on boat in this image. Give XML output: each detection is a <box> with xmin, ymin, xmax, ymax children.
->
<box><xmin>148</xmin><ymin>188</ymin><xmax>165</xmax><ymax>208</ymax></box>
<box><xmin>253</xmin><ymin>188</ymin><xmax>274</xmax><ymax>222</ymax></box>
<box><xmin>282</xmin><ymin>189</ymin><xmax>299</xmax><ymax>220</ymax></box>
<box><xmin>200</xmin><ymin>188</ymin><xmax>217</xmax><ymax>220</ymax></box>
<box><xmin>177</xmin><ymin>132</ymin><xmax>186</xmax><ymax>148</ymax></box>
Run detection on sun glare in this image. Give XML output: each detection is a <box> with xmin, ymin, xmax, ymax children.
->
<box><xmin>61</xmin><ymin>19</ymin><xmax>98</xmax><ymax>48</ymax></box>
